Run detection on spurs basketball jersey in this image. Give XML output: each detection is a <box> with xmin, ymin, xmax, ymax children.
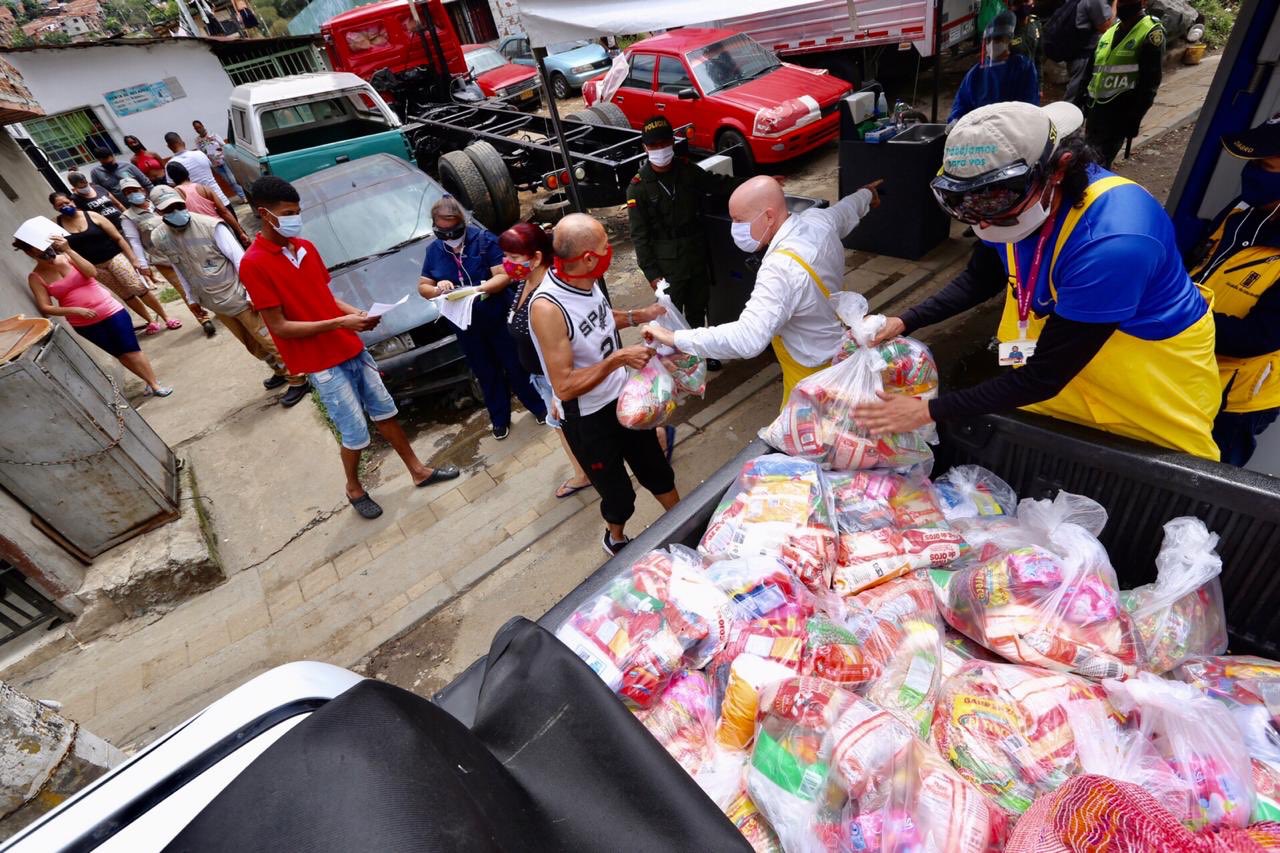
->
<box><xmin>530</xmin><ymin>270</ymin><xmax>625</xmax><ymax>417</ymax></box>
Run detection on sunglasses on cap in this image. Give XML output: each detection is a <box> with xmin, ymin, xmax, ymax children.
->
<box><xmin>433</xmin><ymin>222</ymin><xmax>466</xmax><ymax>241</ymax></box>
<box><xmin>930</xmin><ymin>137</ymin><xmax>1054</xmax><ymax>225</ymax></box>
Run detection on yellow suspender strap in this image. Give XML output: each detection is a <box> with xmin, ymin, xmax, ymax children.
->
<box><xmin>774</xmin><ymin>248</ymin><xmax>832</xmax><ymax>298</ymax></box>
<box><xmin>1005</xmin><ymin>176</ymin><xmax>1136</xmax><ymax>302</ymax></box>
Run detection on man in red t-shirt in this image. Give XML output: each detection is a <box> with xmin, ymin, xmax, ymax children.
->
<box><xmin>240</xmin><ymin>176</ymin><xmax>459</xmax><ymax>519</ymax></box>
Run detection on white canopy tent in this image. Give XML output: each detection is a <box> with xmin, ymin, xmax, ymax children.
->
<box><xmin>518</xmin><ymin>0</ymin><xmax>826</xmax><ymax>47</ymax></box>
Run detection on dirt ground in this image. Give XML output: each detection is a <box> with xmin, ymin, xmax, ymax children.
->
<box><xmin>1109</xmin><ymin>122</ymin><xmax>1196</xmax><ymax>203</ymax></box>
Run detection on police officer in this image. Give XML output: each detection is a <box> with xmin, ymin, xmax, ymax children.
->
<box><xmin>1010</xmin><ymin>0</ymin><xmax>1044</xmax><ymax>74</ymax></box>
<box><xmin>627</xmin><ymin>115</ymin><xmax>746</xmax><ymax>371</ymax></box>
<box><xmin>1186</xmin><ymin>116</ymin><xmax>1280</xmax><ymax>466</ymax></box>
<box><xmin>1084</xmin><ymin>0</ymin><xmax>1164</xmax><ymax>168</ymax></box>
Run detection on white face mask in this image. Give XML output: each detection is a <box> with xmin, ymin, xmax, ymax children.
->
<box><xmin>445</xmin><ymin>236</ymin><xmax>465</xmax><ymax>250</ymax></box>
<box><xmin>975</xmin><ymin>194</ymin><xmax>1053</xmax><ymax>244</ymax></box>
<box><xmin>731</xmin><ymin>211</ymin><xmax>766</xmax><ymax>254</ymax></box>
<box><xmin>648</xmin><ymin>146</ymin><xmax>674</xmax><ymax>168</ymax></box>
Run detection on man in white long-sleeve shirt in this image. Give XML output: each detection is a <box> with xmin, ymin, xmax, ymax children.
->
<box><xmin>150</xmin><ymin>185</ymin><xmax>307</xmax><ymax>402</ymax></box>
<box><xmin>644</xmin><ymin>175</ymin><xmax>881</xmax><ymax>405</ymax></box>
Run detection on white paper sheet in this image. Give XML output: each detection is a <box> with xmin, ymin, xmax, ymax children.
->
<box><xmin>367</xmin><ymin>294</ymin><xmax>409</xmax><ymax>318</ymax></box>
<box><xmin>13</xmin><ymin>217</ymin><xmax>70</xmax><ymax>251</ymax></box>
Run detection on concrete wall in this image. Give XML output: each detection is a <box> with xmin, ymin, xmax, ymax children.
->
<box><xmin>5</xmin><ymin>41</ymin><xmax>234</xmax><ymax>174</ymax></box>
<box><xmin>488</xmin><ymin>0</ymin><xmax>522</xmax><ymax>38</ymax></box>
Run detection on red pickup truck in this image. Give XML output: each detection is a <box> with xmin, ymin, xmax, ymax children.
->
<box><xmin>585</xmin><ymin>28</ymin><xmax>852</xmax><ymax>168</ymax></box>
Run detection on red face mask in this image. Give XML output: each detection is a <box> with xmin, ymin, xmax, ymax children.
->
<box><xmin>554</xmin><ymin>244</ymin><xmax>613</xmax><ymax>280</ymax></box>
<box><xmin>502</xmin><ymin>258</ymin><xmax>532</xmax><ymax>280</ymax></box>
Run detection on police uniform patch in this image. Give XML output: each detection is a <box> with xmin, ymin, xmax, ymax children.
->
<box><xmin>626</xmin><ymin>198</ymin><xmax>637</xmax><ymax>207</ymax></box>
<box><xmin>631</xmin><ymin>175</ymin><xmax>641</xmax><ymax>184</ymax></box>
<box><xmin>1149</xmin><ymin>28</ymin><xmax>1163</xmax><ymax>46</ymax></box>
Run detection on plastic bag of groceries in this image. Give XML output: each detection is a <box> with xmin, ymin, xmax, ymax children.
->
<box><xmin>1105</xmin><ymin>671</ymin><xmax>1257</xmax><ymax>830</ymax></box>
<box><xmin>700</xmin><ymin>455</ymin><xmax>839</xmax><ymax>593</ymax></box>
<box><xmin>746</xmin><ymin>677</ymin><xmax>913</xmax><ymax>852</ymax></box>
<box><xmin>827</xmin><ymin>467</ymin><xmax>949</xmax><ymax>534</ymax></box>
<box><xmin>834</xmin><ymin>525</ymin><xmax>969</xmax><ymax>598</ymax></box>
<box><xmin>635</xmin><ymin>669</ymin><xmax>718</xmax><ymax>777</ymax></box>
<box><xmin>848</xmin><ymin>737</ymin><xmax>1008</xmax><ymax>853</ymax></box>
<box><xmin>617</xmin><ymin>354</ymin><xmax>677</xmax><ymax>429</ymax></box>
<box><xmin>652</xmin><ymin>281</ymin><xmax>708</xmax><ymax>400</ymax></box>
<box><xmin>760</xmin><ymin>293</ymin><xmax>935</xmax><ymax>471</ymax></box>
<box><xmin>931</xmin><ymin>492</ymin><xmax>1140</xmax><ymax>680</ymax></box>
<box><xmin>556</xmin><ymin>546</ymin><xmax>730</xmax><ymax>708</ymax></box>
<box><xmin>932</xmin><ymin>659</ymin><xmax>1116</xmax><ymax>816</ymax></box>
<box><xmin>830</xmin><ymin>292</ymin><xmax>939</xmax><ymax>401</ymax></box>
<box><xmin>933</xmin><ymin>465</ymin><xmax>1018</xmax><ymax>522</ymax></box>
<box><xmin>1119</xmin><ymin>517</ymin><xmax>1228</xmax><ymax>674</ymax></box>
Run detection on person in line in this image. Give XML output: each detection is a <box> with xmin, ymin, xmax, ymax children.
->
<box><xmin>949</xmin><ymin>11</ymin><xmax>1040</xmax><ymax>125</ymax></box>
<box><xmin>51</xmin><ymin>190</ymin><xmax>178</xmax><ymax>334</ymax></box>
<box><xmin>18</xmin><ymin>232</ymin><xmax>170</xmax><ymax>396</ymax></box>
<box><xmin>90</xmin><ymin>146</ymin><xmax>153</xmax><ymax>198</ymax></box>
<box><xmin>166</xmin><ymin>161</ymin><xmax>250</xmax><ymax>247</ymax></box>
<box><xmin>193</xmin><ymin>119</ymin><xmax>245</xmax><ymax>202</ymax></box>
<box><xmin>1183</xmin><ymin>117</ymin><xmax>1280</xmax><ymax>465</ymax></box>
<box><xmin>628</xmin><ymin>115</ymin><xmax>748</xmax><ymax>371</ymax></box>
<box><xmin>241</xmin><ymin>176</ymin><xmax>459</xmax><ymax>519</ymax></box>
<box><xmin>1063</xmin><ymin>0</ymin><xmax>1116</xmax><ymax>105</ymax></box>
<box><xmin>417</xmin><ymin>196</ymin><xmax>547</xmax><ymax>439</ymax></box>
<box><xmin>164</xmin><ymin>131</ymin><xmax>230</xmax><ymax>206</ymax></box>
<box><xmin>643</xmin><ymin>175</ymin><xmax>881</xmax><ymax>406</ymax></box>
<box><xmin>67</xmin><ymin>171</ymin><xmax>125</xmax><ymax>231</ymax></box>
<box><xmin>118</xmin><ymin>176</ymin><xmax>216</xmax><ymax>337</ymax></box>
<box><xmin>123</xmin><ymin>135</ymin><xmax>168</xmax><ymax>185</ymax></box>
<box><xmin>855</xmin><ymin>101</ymin><xmax>1221</xmax><ymax>460</ymax></box>
<box><xmin>1083</xmin><ymin>0</ymin><xmax>1165</xmax><ymax>169</ymax></box>
<box><xmin>150</xmin><ymin>185</ymin><xmax>309</xmax><ymax>402</ymax></box>
<box><xmin>530</xmin><ymin>213</ymin><xmax>675</xmax><ymax>556</ymax></box>
<box><xmin>1011</xmin><ymin>0</ymin><xmax>1045</xmax><ymax>73</ymax></box>
<box><xmin>500</xmin><ymin>222</ymin><xmax>593</xmax><ymax>499</ymax></box>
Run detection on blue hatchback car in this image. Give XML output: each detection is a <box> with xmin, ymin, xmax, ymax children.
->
<box><xmin>496</xmin><ymin>34</ymin><xmax>612</xmax><ymax>99</ymax></box>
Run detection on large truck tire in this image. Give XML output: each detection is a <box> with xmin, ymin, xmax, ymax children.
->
<box><xmin>464</xmin><ymin>141</ymin><xmax>520</xmax><ymax>233</ymax></box>
<box><xmin>564</xmin><ymin>110</ymin><xmax>605</xmax><ymax>126</ymax></box>
<box><xmin>532</xmin><ymin>190</ymin><xmax>571</xmax><ymax>224</ymax></box>
<box><xmin>439</xmin><ymin>149</ymin><xmax>496</xmax><ymax>231</ymax></box>
<box><xmin>589</xmin><ymin>103</ymin><xmax>630</xmax><ymax>129</ymax></box>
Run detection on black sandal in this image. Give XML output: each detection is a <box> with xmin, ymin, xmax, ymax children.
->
<box><xmin>349</xmin><ymin>493</ymin><xmax>383</xmax><ymax>519</ymax></box>
<box><xmin>416</xmin><ymin>465</ymin><xmax>461</xmax><ymax>487</ymax></box>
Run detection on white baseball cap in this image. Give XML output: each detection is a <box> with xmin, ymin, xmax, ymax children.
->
<box><xmin>942</xmin><ymin>101</ymin><xmax>1084</xmax><ymax>180</ymax></box>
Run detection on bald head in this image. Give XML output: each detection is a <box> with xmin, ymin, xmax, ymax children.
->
<box><xmin>553</xmin><ymin>213</ymin><xmax>611</xmax><ymax>282</ymax></box>
<box><xmin>729</xmin><ymin>176</ymin><xmax>788</xmax><ymax>251</ymax></box>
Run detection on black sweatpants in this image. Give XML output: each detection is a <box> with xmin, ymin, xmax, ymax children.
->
<box><xmin>561</xmin><ymin>399</ymin><xmax>676</xmax><ymax>526</ymax></box>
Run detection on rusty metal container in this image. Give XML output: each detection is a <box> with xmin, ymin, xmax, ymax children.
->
<box><xmin>0</xmin><ymin>325</ymin><xmax>177</xmax><ymax>557</ymax></box>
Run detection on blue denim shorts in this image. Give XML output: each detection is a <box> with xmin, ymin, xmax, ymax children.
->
<box><xmin>309</xmin><ymin>351</ymin><xmax>398</xmax><ymax>450</ymax></box>
<box><xmin>530</xmin><ymin>373</ymin><xmax>562</xmax><ymax>430</ymax></box>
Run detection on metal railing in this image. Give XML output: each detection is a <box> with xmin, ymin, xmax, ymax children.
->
<box><xmin>0</xmin><ymin>561</ymin><xmax>67</xmax><ymax>647</ymax></box>
<box><xmin>223</xmin><ymin>46</ymin><xmax>325</xmax><ymax>86</ymax></box>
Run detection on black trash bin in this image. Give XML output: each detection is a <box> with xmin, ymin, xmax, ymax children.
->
<box><xmin>839</xmin><ymin>122</ymin><xmax>951</xmax><ymax>260</ymax></box>
<box><xmin>704</xmin><ymin>194</ymin><xmax>829</xmax><ymax>325</ymax></box>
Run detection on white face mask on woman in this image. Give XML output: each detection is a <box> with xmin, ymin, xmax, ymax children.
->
<box><xmin>445</xmin><ymin>236</ymin><xmax>465</xmax><ymax>250</ymax></box>
<box><xmin>975</xmin><ymin>191</ymin><xmax>1054</xmax><ymax>244</ymax></box>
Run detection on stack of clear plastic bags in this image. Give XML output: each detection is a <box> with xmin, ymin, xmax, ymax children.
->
<box><xmin>700</xmin><ymin>455</ymin><xmax>839</xmax><ymax>594</ymax></box>
<box><xmin>617</xmin><ymin>354</ymin><xmax>678</xmax><ymax>429</ymax></box>
<box><xmin>930</xmin><ymin>491</ymin><xmax>1140</xmax><ymax>680</ymax></box>
<box><xmin>933</xmin><ymin>465</ymin><xmax>1018</xmax><ymax>522</ymax></box>
<box><xmin>651</xmin><ymin>282</ymin><xmax>708</xmax><ymax>401</ymax></box>
<box><xmin>629</xmin><ymin>545</ymin><xmax>732</xmax><ymax>668</ymax></box>
<box><xmin>932</xmin><ymin>659</ymin><xmax>1115</xmax><ymax>816</ymax></box>
<box><xmin>1119</xmin><ymin>517</ymin><xmax>1228</xmax><ymax>674</ymax></box>
<box><xmin>634</xmin><ymin>669</ymin><xmax>718</xmax><ymax>777</ymax></box>
<box><xmin>760</xmin><ymin>293</ymin><xmax>935</xmax><ymax>470</ymax></box>
<box><xmin>1105</xmin><ymin>671</ymin><xmax>1257</xmax><ymax>830</ymax></box>
<box><xmin>835</xmin><ymin>525</ymin><xmax>969</xmax><ymax>598</ymax></box>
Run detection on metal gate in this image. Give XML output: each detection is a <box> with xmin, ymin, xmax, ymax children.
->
<box><xmin>0</xmin><ymin>560</ymin><xmax>67</xmax><ymax>646</ymax></box>
<box><xmin>222</xmin><ymin>46</ymin><xmax>326</xmax><ymax>86</ymax></box>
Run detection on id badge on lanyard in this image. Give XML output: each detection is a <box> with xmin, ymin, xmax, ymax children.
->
<box><xmin>998</xmin><ymin>223</ymin><xmax>1054</xmax><ymax>367</ymax></box>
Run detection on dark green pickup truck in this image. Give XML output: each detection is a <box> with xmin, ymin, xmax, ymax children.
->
<box><xmin>223</xmin><ymin>71</ymin><xmax>414</xmax><ymax>189</ymax></box>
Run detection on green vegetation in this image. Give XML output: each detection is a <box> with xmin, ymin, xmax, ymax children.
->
<box><xmin>157</xmin><ymin>285</ymin><xmax>182</xmax><ymax>304</ymax></box>
<box><xmin>1190</xmin><ymin>0</ymin><xmax>1237</xmax><ymax>49</ymax></box>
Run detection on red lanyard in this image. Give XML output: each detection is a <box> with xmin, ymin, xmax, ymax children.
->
<box><xmin>1013</xmin><ymin>218</ymin><xmax>1056</xmax><ymax>337</ymax></box>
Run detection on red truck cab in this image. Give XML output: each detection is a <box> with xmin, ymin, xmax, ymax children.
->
<box><xmin>321</xmin><ymin>0</ymin><xmax>467</xmax><ymax>84</ymax></box>
<box><xmin>586</xmin><ymin>28</ymin><xmax>852</xmax><ymax>168</ymax></box>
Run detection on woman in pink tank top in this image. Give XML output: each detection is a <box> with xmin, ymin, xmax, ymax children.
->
<box><xmin>17</xmin><ymin>233</ymin><xmax>173</xmax><ymax>397</ymax></box>
<box><xmin>165</xmin><ymin>161</ymin><xmax>250</xmax><ymax>246</ymax></box>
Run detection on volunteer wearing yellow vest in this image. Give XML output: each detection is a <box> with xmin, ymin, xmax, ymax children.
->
<box><xmin>641</xmin><ymin>175</ymin><xmax>883</xmax><ymax>407</ymax></box>
<box><xmin>1083</xmin><ymin>0</ymin><xmax>1164</xmax><ymax>169</ymax></box>
<box><xmin>1184</xmin><ymin>116</ymin><xmax>1280</xmax><ymax>465</ymax></box>
<box><xmin>855</xmin><ymin>101</ymin><xmax>1221</xmax><ymax>461</ymax></box>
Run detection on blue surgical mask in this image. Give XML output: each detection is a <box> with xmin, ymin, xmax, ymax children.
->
<box><xmin>273</xmin><ymin>212</ymin><xmax>303</xmax><ymax>239</ymax></box>
<box><xmin>164</xmin><ymin>210</ymin><xmax>191</xmax><ymax>227</ymax></box>
<box><xmin>125</xmin><ymin>192</ymin><xmax>146</xmax><ymax>206</ymax></box>
<box><xmin>1241</xmin><ymin>160</ymin><xmax>1280</xmax><ymax>208</ymax></box>
<box><xmin>58</xmin><ymin>204</ymin><xmax>77</xmax><ymax>216</ymax></box>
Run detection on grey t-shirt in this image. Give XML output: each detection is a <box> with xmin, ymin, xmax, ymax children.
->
<box><xmin>1076</xmin><ymin>0</ymin><xmax>1113</xmax><ymax>32</ymax></box>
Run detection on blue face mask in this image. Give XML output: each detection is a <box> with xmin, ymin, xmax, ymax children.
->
<box><xmin>58</xmin><ymin>204</ymin><xmax>77</xmax><ymax>216</ymax></box>
<box><xmin>271</xmin><ymin>212</ymin><xmax>303</xmax><ymax>239</ymax></box>
<box><xmin>125</xmin><ymin>192</ymin><xmax>146</xmax><ymax>206</ymax></box>
<box><xmin>1242</xmin><ymin>160</ymin><xmax>1280</xmax><ymax>208</ymax></box>
<box><xmin>163</xmin><ymin>210</ymin><xmax>191</xmax><ymax>228</ymax></box>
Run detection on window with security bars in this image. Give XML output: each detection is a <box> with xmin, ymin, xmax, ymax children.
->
<box><xmin>20</xmin><ymin>107</ymin><xmax>115</xmax><ymax>173</ymax></box>
<box><xmin>0</xmin><ymin>559</ymin><xmax>67</xmax><ymax>647</ymax></box>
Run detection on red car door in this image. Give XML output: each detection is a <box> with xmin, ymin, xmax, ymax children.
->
<box><xmin>610</xmin><ymin>52</ymin><xmax>657</xmax><ymax>127</ymax></box>
<box><xmin>652</xmin><ymin>56</ymin><xmax>706</xmax><ymax>151</ymax></box>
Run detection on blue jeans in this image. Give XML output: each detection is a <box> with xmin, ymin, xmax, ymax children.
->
<box><xmin>310</xmin><ymin>352</ymin><xmax>398</xmax><ymax>450</ymax></box>
<box><xmin>1212</xmin><ymin>407</ymin><xmax>1280</xmax><ymax>467</ymax></box>
<box><xmin>530</xmin><ymin>373</ymin><xmax>562</xmax><ymax>429</ymax></box>
<box><xmin>454</xmin><ymin>296</ymin><xmax>547</xmax><ymax>429</ymax></box>
<box><xmin>214</xmin><ymin>162</ymin><xmax>244</xmax><ymax>198</ymax></box>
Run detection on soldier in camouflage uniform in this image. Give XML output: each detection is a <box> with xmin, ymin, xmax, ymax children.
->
<box><xmin>627</xmin><ymin>115</ymin><xmax>747</xmax><ymax>370</ymax></box>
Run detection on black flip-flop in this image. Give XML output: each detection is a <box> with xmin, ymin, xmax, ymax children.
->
<box><xmin>556</xmin><ymin>479</ymin><xmax>590</xmax><ymax>499</ymax></box>
<box><xmin>664</xmin><ymin>425</ymin><xmax>677</xmax><ymax>464</ymax></box>
<box><xmin>349</xmin><ymin>493</ymin><xmax>383</xmax><ymax>519</ymax></box>
<box><xmin>416</xmin><ymin>465</ymin><xmax>461</xmax><ymax>487</ymax></box>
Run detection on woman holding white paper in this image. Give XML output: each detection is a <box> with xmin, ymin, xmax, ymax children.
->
<box><xmin>417</xmin><ymin>196</ymin><xmax>546</xmax><ymax>440</ymax></box>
